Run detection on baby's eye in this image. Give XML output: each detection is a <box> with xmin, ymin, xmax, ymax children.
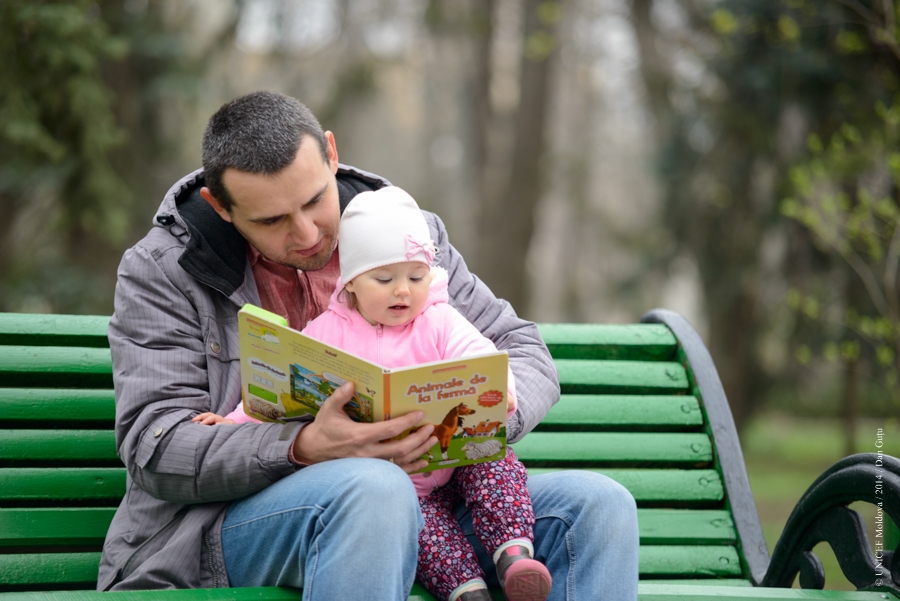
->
<box><xmin>410</xmin><ymin>276</ymin><xmax>424</xmax><ymax>282</ymax></box>
<box><xmin>376</xmin><ymin>278</ymin><xmax>392</xmax><ymax>284</ymax></box>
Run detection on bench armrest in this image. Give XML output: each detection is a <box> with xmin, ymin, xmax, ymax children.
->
<box><xmin>762</xmin><ymin>453</ymin><xmax>900</xmax><ymax>596</ymax></box>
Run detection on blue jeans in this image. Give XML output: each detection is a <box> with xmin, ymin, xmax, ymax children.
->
<box><xmin>222</xmin><ymin>460</ymin><xmax>638</xmax><ymax>601</ymax></box>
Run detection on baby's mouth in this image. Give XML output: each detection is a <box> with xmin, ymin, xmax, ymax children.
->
<box><xmin>389</xmin><ymin>304</ymin><xmax>409</xmax><ymax>310</ymax></box>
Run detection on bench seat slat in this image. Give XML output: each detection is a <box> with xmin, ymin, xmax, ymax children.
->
<box><xmin>0</xmin><ymin>552</ymin><xmax>102</xmax><ymax>586</ymax></box>
<box><xmin>0</xmin><ymin>508</ymin><xmax>735</xmax><ymax>547</ymax></box>
<box><xmin>0</xmin><ymin>347</ymin><xmax>112</xmax><ymax>374</ymax></box>
<box><xmin>0</xmin><ymin>546</ymin><xmax>744</xmax><ymax>587</ymax></box>
<box><xmin>0</xmin><ymin>590</ymin><xmax>305</xmax><ymax>601</ymax></box>
<box><xmin>540</xmin><ymin>395</ymin><xmax>702</xmax><ymax>428</ymax></box>
<box><xmin>1</xmin><ymin>467</ymin><xmax>725</xmax><ymax>504</ymax></box>
<box><xmin>643</xmin><ymin>580</ymin><xmax>752</xmax><ymax>587</ymax></box>
<box><xmin>515</xmin><ymin>432</ymin><xmax>712</xmax><ymax>465</ymax></box>
<box><xmin>0</xmin><ymin>314</ymin><xmax>110</xmax><ymax>348</ymax></box>
<box><xmin>0</xmin><ymin>431</ymin><xmax>119</xmax><ymax>462</ymax></box>
<box><xmin>2</xmin><ymin>431</ymin><xmax>714</xmax><ymax>466</ymax></box>
<box><xmin>639</xmin><ymin>545</ymin><xmax>742</xmax><ymax>576</ymax></box>
<box><xmin>0</xmin><ymin>509</ymin><xmax>116</xmax><ymax>547</ymax></box>
<box><xmin>537</xmin><ymin>323</ymin><xmax>677</xmax><ymax>360</ymax></box>
<box><xmin>526</xmin><ymin>468</ymin><xmax>725</xmax><ymax>502</ymax></box>
<box><xmin>1</xmin><ymin>391</ymin><xmax>703</xmax><ymax>428</ymax></box>
<box><xmin>636</xmin><ymin>584</ymin><xmax>892</xmax><ymax>600</ymax></box>
<box><xmin>0</xmin><ymin>389</ymin><xmax>115</xmax><ymax>422</ymax></box>
<box><xmin>0</xmin><ymin>347</ymin><xmax>112</xmax><ymax>387</ymax></box>
<box><xmin>555</xmin><ymin>360</ymin><xmax>688</xmax><ymax>394</ymax></box>
<box><xmin>0</xmin><ymin>584</ymin><xmax>888</xmax><ymax>600</ymax></box>
<box><xmin>0</xmin><ymin>469</ymin><xmax>126</xmax><ymax>500</ymax></box>
<box><xmin>638</xmin><ymin>509</ymin><xmax>735</xmax><ymax>544</ymax></box>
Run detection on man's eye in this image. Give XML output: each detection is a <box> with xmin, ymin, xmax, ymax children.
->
<box><xmin>260</xmin><ymin>217</ymin><xmax>281</xmax><ymax>226</ymax></box>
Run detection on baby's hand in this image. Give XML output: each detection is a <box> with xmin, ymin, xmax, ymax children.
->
<box><xmin>192</xmin><ymin>412</ymin><xmax>235</xmax><ymax>426</ymax></box>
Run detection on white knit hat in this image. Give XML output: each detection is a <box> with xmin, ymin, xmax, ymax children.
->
<box><xmin>339</xmin><ymin>186</ymin><xmax>437</xmax><ymax>283</ymax></box>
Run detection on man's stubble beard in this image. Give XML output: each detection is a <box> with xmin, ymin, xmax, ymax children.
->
<box><xmin>277</xmin><ymin>235</ymin><xmax>337</xmax><ymax>272</ymax></box>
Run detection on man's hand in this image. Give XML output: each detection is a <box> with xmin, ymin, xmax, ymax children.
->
<box><xmin>292</xmin><ymin>382</ymin><xmax>437</xmax><ymax>474</ymax></box>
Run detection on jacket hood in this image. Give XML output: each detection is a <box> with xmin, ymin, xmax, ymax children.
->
<box><xmin>325</xmin><ymin>266</ymin><xmax>450</xmax><ymax>329</ymax></box>
<box><xmin>151</xmin><ymin>165</ymin><xmax>391</xmax><ymax>298</ymax></box>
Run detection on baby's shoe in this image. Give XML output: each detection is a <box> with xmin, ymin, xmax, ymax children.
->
<box><xmin>451</xmin><ymin>579</ymin><xmax>493</xmax><ymax>601</ymax></box>
<box><xmin>495</xmin><ymin>543</ymin><xmax>551</xmax><ymax>601</ymax></box>
<box><xmin>457</xmin><ymin>589</ymin><xmax>493</xmax><ymax>601</ymax></box>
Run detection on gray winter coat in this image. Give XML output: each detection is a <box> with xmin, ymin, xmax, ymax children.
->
<box><xmin>99</xmin><ymin>165</ymin><xmax>560</xmax><ymax>590</ymax></box>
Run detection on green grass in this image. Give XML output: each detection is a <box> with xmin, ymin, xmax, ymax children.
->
<box><xmin>741</xmin><ymin>412</ymin><xmax>900</xmax><ymax>590</ymax></box>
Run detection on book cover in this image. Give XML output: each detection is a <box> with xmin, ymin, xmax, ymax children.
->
<box><xmin>237</xmin><ymin>304</ymin><xmax>509</xmax><ymax>473</ymax></box>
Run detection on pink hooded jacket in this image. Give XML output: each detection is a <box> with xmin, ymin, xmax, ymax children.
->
<box><xmin>226</xmin><ymin>267</ymin><xmax>517</xmax><ymax>497</ymax></box>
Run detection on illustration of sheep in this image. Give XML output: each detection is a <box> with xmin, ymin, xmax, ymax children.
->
<box><xmin>461</xmin><ymin>439</ymin><xmax>503</xmax><ymax>460</ymax></box>
<box><xmin>247</xmin><ymin>397</ymin><xmax>285</xmax><ymax>421</ymax></box>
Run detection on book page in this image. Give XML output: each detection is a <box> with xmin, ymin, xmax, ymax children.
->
<box><xmin>238</xmin><ymin>306</ymin><xmax>385</xmax><ymax>422</ymax></box>
<box><xmin>387</xmin><ymin>352</ymin><xmax>509</xmax><ymax>473</ymax></box>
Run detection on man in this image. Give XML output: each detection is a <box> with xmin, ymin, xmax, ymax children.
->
<box><xmin>101</xmin><ymin>91</ymin><xmax>638</xmax><ymax>600</ymax></box>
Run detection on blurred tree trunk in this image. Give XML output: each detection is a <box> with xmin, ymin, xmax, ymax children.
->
<box><xmin>841</xmin><ymin>356</ymin><xmax>858</xmax><ymax>456</ymax></box>
<box><xmin>841</xmin><ymin>268</ymin><xmax>864</xmax><ymax>456</ymax></box>
<box><xmin>631</xmin><ymin>0</ymin><xmax>672</xmax><ymax>147</ymax></box>
<box><xmin>470</xmin><ymin>0</ymin><xmax>494</xmax><ymax>201</ymax></box>
<box><xmin>478</xmin><ymin>0</ymin><xmax>562</xmax><ymax>313</ymax></box>
<box><xmin>629</xmin><ymin>0</ymin><xmax>768</xmax><ymax>432</ymax></box>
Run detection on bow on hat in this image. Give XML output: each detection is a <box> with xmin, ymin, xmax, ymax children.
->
<box><xmin>406</xmin><ymin>234</ymin><xmax>437</xmax><ymax>264</ymax></box>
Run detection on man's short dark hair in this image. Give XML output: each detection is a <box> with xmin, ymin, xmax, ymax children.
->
<box><xmin>201</xmin><ymin>91</ymin><xmax>328</xmax><ymax>211</ymax></box>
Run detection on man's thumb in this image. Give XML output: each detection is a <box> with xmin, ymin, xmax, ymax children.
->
<box><xmin>321</xmin><ymin>382</ymin><xmax>355</xmax><ymax>411</ymax></box>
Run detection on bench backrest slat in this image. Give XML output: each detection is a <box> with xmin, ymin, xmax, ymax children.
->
<box><xmin>0</xmin><ymin>389</ymin><xmax>115</xmax><ymax>422</ymax></box>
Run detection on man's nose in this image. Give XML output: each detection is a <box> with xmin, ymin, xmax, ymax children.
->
<box><xmin>288</xmin><ymin>214</ymin><xmax>316</xmax><ymax>245</ymax></box>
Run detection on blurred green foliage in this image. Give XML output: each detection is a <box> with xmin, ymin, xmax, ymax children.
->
<box><xmin>0</xmin><ymin>1</ymin><xmax>130</xmax><ymax>243</ymax></box>
<box><xmin>760</xmin><ymin>1</ymin><xmax>900</xmax><ymax>402</ymax></box>
<box><xmin>0</xmin><ymin>1</ymin><xmax>213</xmax><ymax>314</ymax></box>
<box><xmin>652</xmin><ymin>0</ymin><xmax>900</xmax><ymax>425</ymax></box>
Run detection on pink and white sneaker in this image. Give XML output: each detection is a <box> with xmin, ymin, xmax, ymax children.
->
<box><xmin>495</xmin><ymin>545</ymin><xmax>552</xmax><ymax>601</ymax></box>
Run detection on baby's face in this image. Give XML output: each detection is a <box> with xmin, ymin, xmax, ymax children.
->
<box><xmin>345</xmin><ymin>262</ymin><xmax>432</xmax><ymax>327</ymax></box>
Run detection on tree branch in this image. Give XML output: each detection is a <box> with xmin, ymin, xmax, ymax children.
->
<box><xmin>834</xmin><ymin>0</ymin><xmax>900</xmax><ymax>65</ymax></box>
<box><xmin>840</xmin><ymin>244</ymin><xmax>893</xmax><ymax>318</ymax></box>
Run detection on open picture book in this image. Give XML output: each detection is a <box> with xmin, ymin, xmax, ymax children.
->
<box><xmin>238</xmin><ymin>304</ymin><xmax>509</xmax><ymax>473</ymax></box>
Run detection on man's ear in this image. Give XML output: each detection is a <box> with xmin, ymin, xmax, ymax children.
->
<box><xmin>200</xmin><ymin>187</ymin><xmax>233</xmax><ymax>223</ymax></box>
<box><xmin>324</xmin><ymin>131</ymin><xmax>339</xmax><ymax>174</ymax></box>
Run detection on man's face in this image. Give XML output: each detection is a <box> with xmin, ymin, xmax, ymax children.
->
<box><xmin>202</xmin><ymin>132</ymin><xmax>341</xmax><ymax>271</ymax></box>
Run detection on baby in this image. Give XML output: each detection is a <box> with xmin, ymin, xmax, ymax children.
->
<box><xmin>195</xmin><ymin>187</ymin><xmax>551</xmax><ymax>601</ymax></box>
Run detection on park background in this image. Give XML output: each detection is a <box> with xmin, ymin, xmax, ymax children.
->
<box><xmin>2</xmin><ymin>0</ymin><xmax>900</xmax><ymax>589</ymax></box>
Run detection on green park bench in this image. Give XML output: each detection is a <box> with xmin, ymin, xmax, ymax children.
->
<box><xmin>0</xmin><ymin>309</ymin><xmax>898</xmax><ymax>601</ymax></box>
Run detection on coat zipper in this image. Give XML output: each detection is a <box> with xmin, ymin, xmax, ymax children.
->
<box><xmin>204</xmin><ymin>529</ymin><xmax>220</xmax><ymax>587</ymax></box>
<box><xmin>376</xmin><ymin>324</ymin><xmax>383</xmax><ymax>365</ymax></box>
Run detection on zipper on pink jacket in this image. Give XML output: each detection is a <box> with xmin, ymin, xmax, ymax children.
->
<box><xmin>376</xmin><ymin>324</ymin><xmax>383</xmax><ymax>365</ymax></box>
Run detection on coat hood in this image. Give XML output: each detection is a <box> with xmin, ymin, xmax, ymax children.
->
<box><xmin>151</xmin><ymin>165</ymin><xmax>391</xmax><ymax>298</ymax></box>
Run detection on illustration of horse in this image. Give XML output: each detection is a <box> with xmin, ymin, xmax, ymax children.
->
<box><xmin>423</xmin><ymin>402</ymin><xmax>476</xmax><ymax>461</ymax></box>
